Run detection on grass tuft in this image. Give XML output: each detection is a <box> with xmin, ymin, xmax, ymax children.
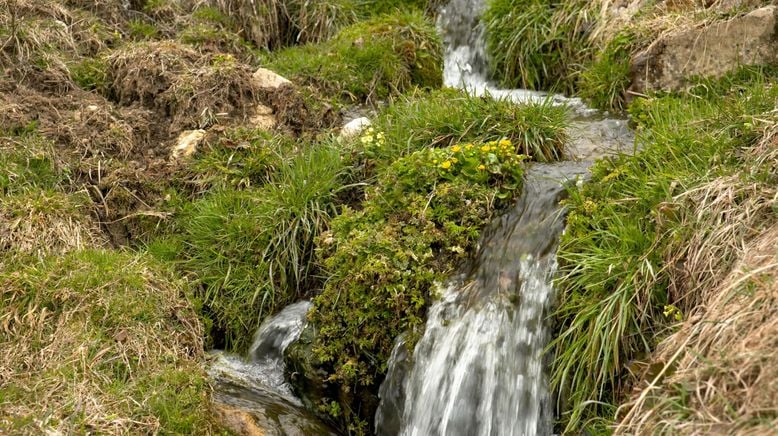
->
<box><xmin>266</xmin><ymin>12</ymin><xmax>442</xmax><ymax>104</ymax></box>
<box><xmin>178</xmin><ymin>142</ymin><xmax>345</xmax><ymax>351</ymax></box>
<box><xmin>483</xmin><ymin>0</ymin><xmax>592</xmax><ymax>92</ymax></box>
<box><xmin>550</xmin><ymin>69</ymin><xmax>778</xmax><ymax>432</ymax></box>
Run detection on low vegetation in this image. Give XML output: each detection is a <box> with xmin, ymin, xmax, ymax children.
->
<box><xmin>551</xmin><ymin>68</ymin><xmax>778</xmax><ymax>432</ymax></box>
<box><xmin>266</xmin><ymin>12</ymin><xmax>443</xmax><ymax>103</ymax></box>
<box><xmin>483</xmin><ymin>0</ymin><xmax>592</xmax><ymax>92</ymax></box>
<box><xmin>175</xmin><ymin>141</ymin><xmax>346</xmax><ymax>351</ymax></box>
<box><xmin>0</xmin><ymin>250</ymin><xmax>216</xmax><ymax>434</ymax></box>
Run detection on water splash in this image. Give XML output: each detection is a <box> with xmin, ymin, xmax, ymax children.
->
<box><xmin>376</xmin><ymin>164</ymin><xmax>591</xmax><ymax>436</ymax></box>
<box><xmin>209</xmin><ymin>301</ymin><xmax>335</xmax><ymax>435</ymax></box>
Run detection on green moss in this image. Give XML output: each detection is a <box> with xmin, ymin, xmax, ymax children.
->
<box><xmin>0</xmin><ymin>250</ymin><xmax>218</xmax><ymax>433</ymax></box>
<box><xmin>266</xmin><ymin>12</ymin><xmax>442</xmax><ymax>103</ymax></box>
<box><xmin>483</xmin><ymin>0</ymin><xmax>591</xmax><ymax>92</ymax></box>
<box><xmin>177</xmin><ymin>144</ymin><xmax>345</xmax><ymax>351</ymax></box>
<box><xmin>307</xmin><ymin>139</ymin><xmax>527</xmax><ymax>431</ymax></box>
<box><xmin>551</xmin><ymin>69</ymin><xmax>778</xmax><ymax>432</ymax></box>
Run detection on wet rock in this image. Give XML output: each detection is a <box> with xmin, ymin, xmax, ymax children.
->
<box><xmin>339</xmin><ymin>117</ymin><xmax>371</xmax><ymax>139</ymax></box>
<box><xmin>630</xmin><ymin>6</ymin><xmax>778</xmax><ymax>93</ymax></box>
<box><xmin>211</xmin><ymin>404</ymin><xmax>267</xmax><ymax>436</ymax></box>
<box><xmin>172</xmin><ymin>129</ymin><xmax>206</xmax><ymax>159</ymax></box>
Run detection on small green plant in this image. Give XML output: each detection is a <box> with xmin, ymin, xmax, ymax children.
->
<box><xmin>128</xmin><ymin>19</ymin><xmax>159</xmax><ymax>40</ymax></box>
<box><xmin>69</xmin><ymin>56</ymin><xmax>108</xmax><ymax>91</ymax></box>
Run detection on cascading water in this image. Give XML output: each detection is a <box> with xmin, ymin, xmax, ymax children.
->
<box><xmin>375</xmin><ymin>164</ymin><xmax>589</xmax><ymax>436</ymax></box>
<box><xmin>209</xmin><ymin>302</ymin><xmax>335</xmax><ymax>435</ymax></box>
<box><xmin>374</xmin><ymin>1</ymin><xmax>634</xmax><ymax>435</ymax></box>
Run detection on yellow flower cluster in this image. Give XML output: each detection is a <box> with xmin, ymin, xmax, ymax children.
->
<box><xmin>360</xmin><ymin>127</ymin><xmax>386</xmax><ymax>147</ymax></box>
<box><xmin>433</xmin><ymin>138</ymin><xmax>521</xmax><ymax>172</ymax></box>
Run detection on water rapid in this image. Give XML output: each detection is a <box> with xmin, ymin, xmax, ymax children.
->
<box><xmin>373</xmin><ymin>1</ymin><xmax>634</xmax><ymax>435</ymax></box>
<box><xmin>209</xmin><ymin>302</ymin><xmax>335</xmax><ymax>435</ymax></box>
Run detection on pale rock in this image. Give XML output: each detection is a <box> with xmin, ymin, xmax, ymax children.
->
<box><xmin>339</xmin><ymin>117</ymin><xmax>371</xmax><ymax>140</ymax></box>
<box><xmin>172</xmin><ymin>129</ymin><xmax>206</xmax><ymax>160</ymax></box>
<box><xmin>250</xmin><ymin>104</ymin><xmax>277</xmax><ymax>130</ymax></box>
<box><xmin>252</xmin><ymin>68</ymin><xmax>292</xmax><ymax>90</ymax></box>
<box><xmin>630</xmin><ymin>5</ymin><xmax>778</xmax><ymax>93</ymax></box>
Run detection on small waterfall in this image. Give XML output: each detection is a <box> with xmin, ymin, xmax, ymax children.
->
<box><xmin>375</xmin><ymin>164</ymin><xmax>590</xmax><ymax>436</ymax></box>
<box><xmin>210</xmin><ymin>301</ymin><xmax>336</xmax><ymax>435</ymax></box>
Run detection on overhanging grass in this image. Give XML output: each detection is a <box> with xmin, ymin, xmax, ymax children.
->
<box><xmin>550</xmin><ymin>68</ymin><xmax>778</xmax><ymax>432</ymax></box>
<box><xmin>265</xmin><ymin>12</ymin><xmax>442</xmax><ymax>103</ymax></box>
<box><xmin>177</xmin><ymin>143</ymin><xmax>346</xmax><ymax>351</ymax></box>
<box><xmin>483</xmin><ymin>0</ymin><xmax>592</xmax><ymax>92</ymax></box>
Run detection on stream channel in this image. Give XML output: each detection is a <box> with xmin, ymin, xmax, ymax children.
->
<box><xmin>208</xmin><ymin>0</ymin><xmax>634</xmax><ymax>434</ymax></box>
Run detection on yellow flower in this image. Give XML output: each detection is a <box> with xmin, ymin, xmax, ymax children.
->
<box><xmin>440</xmin><ymin>161</ymin><xmax>452</xmax><ymax>169</ymax></box>
<box><xmin>478</xmin><ymin>164</ymin><xmax>486</xmax><ymax>170</ymax></box>
<box><xmin>499</xmin><ymin>139</ymin><xmax>512</xmax><ymax>147</ymax></box>
<box><xmin>451</xmin><ymin>157</ymin><xmax>458</xmax><ymax>163</ymax></box>
<box><xmin>432</xmin><ymin>159</ymin><xmax>438</xmax><ymax>164</ymax></box>
<box><xmin>480</xmin><ymin>145</ymin><xmax>490</xmax><ymax>152</ymax></box>
<box><xmin>465</xmin><ymin>143</ymin><xmax>474</xmax><ymax>150</ymax></box>
<box><xmin>452</xmin><ymin>145</ymin><xmax>462</xmax><ymax>153</ymax></box>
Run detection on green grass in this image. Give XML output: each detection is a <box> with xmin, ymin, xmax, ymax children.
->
<box><xmin>550</xmin><ymin>67</ymin><xmax>778</xmax><ymax>433</ymax></box>
<box><xmin>266</xmin><ymin>12</ymin><xmax>442</xmax><ymax>103</ymax></box>
<box><xmin>483</xmin><ymin>0</ymin><xmax>592</xmax><ymax>92</ymax></box>
<box><xmin>178</xmin><ymin>128</ymin><xmax>290</xmax><ymax>195</ymax></box>
<box><xmin>0</xmin><ymin>249</ymin><xmax>217</xmax><ymax>434</ymax></box>
<box><xmin>69</xmin><ymin>56</ymin><xmax>109</xmax><ymax>91</ymax></box>
<box><xmin>577</xmin><ymin>32</ymin><xmax>635</xmax><ymax>111</ymax></box>
<box><xmin>177</xmin><ymin>143</ymin><xmax>346</xmax><ymax>351</ymax></box>
<box><xmin>0</xmin><ymin>130</ymin><xmax>63</xmax><ymax>196</ymax></box>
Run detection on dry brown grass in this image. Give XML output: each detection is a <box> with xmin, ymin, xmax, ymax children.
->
<box><xmin>0</xmin><ymin>250</ymin><xmax>217</xmax><ymax>434</ymax></box>
<box><xmin>616</xmin><ymin>128</ymin><xmax>778</xmax><ymax>434</ymax></box>
<box><xmin>107</xmin><ymin>41</ymin><xmax>258</xmax><ymax>132</ymax></box>
<box><xmin>616</xmin><ymin>225</ymin><xmax>778</xmax><ymax>434</ymax></box>
<box><xmin>0</xmin><ymin>190</ymin><xmax>106</xmax><ymax>256</ymax></box>
<box><xmin>209</xmin><ymin>0</ymin><xmax>357</xmax><ymax>49</ymax></box>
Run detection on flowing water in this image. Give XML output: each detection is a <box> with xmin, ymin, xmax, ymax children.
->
<box><xmin>209</xmin><ymin>302</ymin><xmax>336</xmax><ymax>435</ymax></box>
<box><xmin>373</xmin><ymin>1</ymin><xmax>634</xmax><ymax>435</ymax></box>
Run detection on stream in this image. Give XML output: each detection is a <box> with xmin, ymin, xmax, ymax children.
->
<box><xmin>209</xmin><ymin>0</ymin><xmax>633</xmax><ymax>434</ymax></box>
